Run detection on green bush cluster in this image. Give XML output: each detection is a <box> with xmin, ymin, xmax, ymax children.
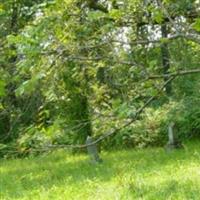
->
<box><xmin>105</xmin><ymin>99</ymin><xmax>200</xmax><ymax>149</ymax></box>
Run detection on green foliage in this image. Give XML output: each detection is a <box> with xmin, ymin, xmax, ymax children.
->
<box><xmin>0</xmin><ymin>79</ymin><xmax>6</xmax><ymax>97</ymax></box>
<box><xmin>17</xmin><ymin>127</ymin><xmax>49</xmax><ymax>151</ymax></box>
<box><xmin>0</xmin><ymin>0</ymin><xmax>200</xmax><ymax>154</ymax></box>
<box><xmin>107</xmin><ymin>102</ymin><xmax>175</xmax><ymax>149</ymax></box>
<box><xmin>193</xmin><ymin>18</ymin><xmax>200</xmax><ymax>32</ymax></box>
<box><xmin>174</xmin><ymin>97</ymin><xmax>200</xmax><ymax>139</ymax></box>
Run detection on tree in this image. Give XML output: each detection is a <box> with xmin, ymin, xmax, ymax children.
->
<box><xmin>1</xmin><ymin>0</ymin><xmax>200</xmax><ymax>154</ymax></box>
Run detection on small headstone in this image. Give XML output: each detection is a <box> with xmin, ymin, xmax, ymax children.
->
<box><xmin>86</xmin><ymin>136</ymin><xmax>102</xmax><ymax>163</ymax></box>
<box><xmin>165</xmin><ymin>122</ymin><xmax>183</xmax><ymax>151</ymax></box>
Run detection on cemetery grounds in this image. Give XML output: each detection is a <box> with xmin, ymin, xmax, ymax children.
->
<box><xmin>0</xmin><ymin>140</ymin><xmax>200</xmax><ymax>200</ymax></box>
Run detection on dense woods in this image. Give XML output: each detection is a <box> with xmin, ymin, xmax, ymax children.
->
<box><xmin>0</xmin><ymin>0</ymin><xmax>200</xmax><ymax>156</ymax></box>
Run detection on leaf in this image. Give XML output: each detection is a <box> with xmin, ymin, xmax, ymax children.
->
<box><xmin>88</xmin><ymin>11</ymin><xmax>106</xmax><ymax>21</ymax></box>
<box><xmin>0</xmin><ymin>143</ymin><xmax>7</xmax><ymax>150</ymax></box>
<box><xmin>0</xmin><ymin>3</ymin><xmax>5</xmax><ymax>15</ymax></box>
<box><xmin>0</xmin><ymin>79</ymin><xmax>6</xmax><ymax>97</ymax></box>
<box><xmin>193</xmin><ymin>18</ymin><xmax>200</xmax><ymax>32</ymax></box>
<box><xmin>153</xmin><ymin>10</ymin><xmax>164</xmax><ymax>24</ymax></box>
<box><xmin>15</xmin><ymin>79</ymin><xmax>36</xmax><ymax>96</ymax></box>
<box><xmin>109</xmin><ymin>9</ymin><xmax>122</xmax><ymax>20</ymax></box>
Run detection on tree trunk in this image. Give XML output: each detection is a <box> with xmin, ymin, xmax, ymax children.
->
<box><xmin>161</xmin><ymin>24</ymin><xmax>172</xmax><ymax>95</ymax></box>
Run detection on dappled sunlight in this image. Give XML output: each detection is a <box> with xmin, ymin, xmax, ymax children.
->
<box><xmin>1</xmin><ymin>1</ymin><xmax>200</xmax><ymax>199</ymax></box>
<box><xmin>1</xmin><ymin>141</ymin><xmax>200</xmax><ymax>199</ymax></box>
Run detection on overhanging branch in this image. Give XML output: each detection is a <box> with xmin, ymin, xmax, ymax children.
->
<box><xmin>148</xmin><ymin>69</ymin><xmax>200</xmax><ymax>79</ymax></box>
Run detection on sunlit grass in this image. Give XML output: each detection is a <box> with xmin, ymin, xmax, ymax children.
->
<box><xmin>1</xmin><ymin>140</ymin><xmax>200</xmax><ymax>200</ymax></box>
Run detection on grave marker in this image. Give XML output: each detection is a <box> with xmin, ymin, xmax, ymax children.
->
<box><xmin>165</xmin><ymin>122</ymin><xmax>183</xmax><ymax>151</ymax></box>
<box><xmin>86</xmin><ymin>136</ymin><xmax>102</xmax><ymax>163</ymax></box>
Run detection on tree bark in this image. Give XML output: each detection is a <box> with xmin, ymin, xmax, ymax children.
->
<box><xmin>161</xmin><ymin>24</ymin><xmax>172</xmax><ymax>95</ymax></box>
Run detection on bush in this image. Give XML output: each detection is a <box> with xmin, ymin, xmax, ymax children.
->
<box><xmin>106</xmin><ymin>99</ymin><xmax>200</xmax><ymax>149</ymax></box>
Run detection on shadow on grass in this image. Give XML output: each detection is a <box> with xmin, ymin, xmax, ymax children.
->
<box><xmin>1</xmin><ymin>154</ymin><xmax>116</xmax><ymax>199</ymax></box>
<box><xmin>1</xmin><ymin>144</ymin><xmax>200</xmax><ymax>199</ymax></box>
<box><xmin>128</xmin><ymin>178</ymin><xmax>200</xmax><ymax>199</ymax></box>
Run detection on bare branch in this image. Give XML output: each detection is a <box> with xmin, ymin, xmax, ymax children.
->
<box><xmin>148</xmin><ymin>69</ymin><xmax>200</xmax><ymax>79</ymax></box>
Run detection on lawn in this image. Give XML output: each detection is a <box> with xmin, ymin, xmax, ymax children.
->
<box><xmin>1</xmin><ymin>141</ymin><xmax>200</xmax><ymax>200</ymax></box>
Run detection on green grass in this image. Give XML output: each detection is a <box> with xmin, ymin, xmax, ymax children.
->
<box><xmin>1</xmin><ymin>141</ymin><xmax>200</xmax><ymax>200</ymax></box>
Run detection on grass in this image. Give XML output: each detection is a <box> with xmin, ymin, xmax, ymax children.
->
<box><xmin>1</xmin><ymin>140</ymin><xmax>200</xmax><ymax>200</ymax></box>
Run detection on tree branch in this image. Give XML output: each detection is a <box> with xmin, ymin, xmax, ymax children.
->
<box><xmin>148</xmin><ymin>69</ymin><xmax>200</xmax><ymax>79</ymax></box>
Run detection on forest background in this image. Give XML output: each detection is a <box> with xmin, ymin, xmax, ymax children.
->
<box><xmin>0</xmin><ymin>0</ymin><xmax>200</xmax><ymax>156</ymax></box>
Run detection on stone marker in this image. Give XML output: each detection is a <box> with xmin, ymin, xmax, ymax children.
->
<box><xmin>168</xmin><ymin>122</ymin><xmax>175</xmax><ymax>144</ymax></box>
<box><xmin>86</xmin><ymin>136</ymin><xmax>102</xmax><ymax>163</ymax></box>
<box><xmin>165</xmin><ymin>122</ymin><xmax>183</xmax><ymax>151</ymax></box>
